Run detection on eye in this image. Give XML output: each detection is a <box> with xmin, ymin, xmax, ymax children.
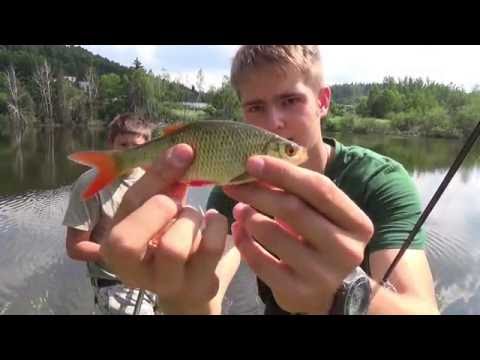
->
<box><xmin>286</xmin><ymin>144</ymin><xmax>296</xmax><ymax>156</ymax></box>
<box><xmin>247</xmin><ymin>105</ymin><xmax>263</xmax><ymax>113</ymax></box>
<box><xmin>283</xmin><ymin>97</ymin><xmax>299</xmax><ymax>107</ymax></box>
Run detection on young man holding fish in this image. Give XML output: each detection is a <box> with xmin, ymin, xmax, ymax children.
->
<box><xmin>95</xmin><ymin>46</ymin><xmax>439</xmax><ymax>314</ymax></box>
<box><xmin>63</xmin><ymin>113</ymin><xmax>160</xmax><ymax>315</ymax></box>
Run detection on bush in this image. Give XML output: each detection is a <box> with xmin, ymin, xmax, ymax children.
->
<box><xmin>339</xmin><ymin>114</ymin><xmax>355</xmax><ymax>132</ymax></box>
<box><xmin>324</xmin><ymin>116</ymin><xmax>342</xmax><ymax>132</ymax></box>
<box><xmin>354</xmin><ymin>117</ymin><xmax>391</xmax><ymax>134</ymax></box>
<box><xmin>455</xmin><ymin>102</ymin><xmax>480</xmax><ymax>137</ymax></box>
<box><xmin>203</xmin><ymin>104</ymin><xmax>217</xmax><ymax>118</ymax></box>
<box><xmin>418</xmin><ymin>106</ymin><xmax>450</xmax><ymax>136</ymax></box>
<box><xmin>390</xmin><ymin>111</ymin><xmax>420</xmax><ymax>132</ymax></box>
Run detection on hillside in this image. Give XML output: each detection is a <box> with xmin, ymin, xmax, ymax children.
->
<box><xmin>0</xmin><ymin>45</ymin><xmax>131</xmax><ymax>82</ymax></box>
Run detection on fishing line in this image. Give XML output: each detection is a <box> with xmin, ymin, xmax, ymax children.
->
<box><xmin>382</xmin><ymin>120</ymin><xmax>480</xmax><ymax>285</ymax></box>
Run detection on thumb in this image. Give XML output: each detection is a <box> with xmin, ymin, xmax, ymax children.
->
<box><xmin>114</xmin><ymin>144</ymin><xmax>194</xmax><ymax>224</ymax></box>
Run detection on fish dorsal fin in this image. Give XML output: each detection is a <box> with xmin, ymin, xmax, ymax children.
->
<box><xmin>163</xmin><ymin>122</ymin><xmax>187</xmax><ymax>135</ymax></box>
<box><xmin>153</xmin><ymin>121</ymin><xmax>190</xmax><ymax>139</ymax></box>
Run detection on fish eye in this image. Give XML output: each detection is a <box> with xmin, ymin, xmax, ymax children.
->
<box><xmin>286</xmin><ymin>144</ymin><xmax>296</xmax><ymax>157</ymax></box>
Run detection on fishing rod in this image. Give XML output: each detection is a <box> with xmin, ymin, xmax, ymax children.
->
<box><xmin>382</xmin><ymin>120</ymin><xmax>480</xmax><ymax>286</ymax></box>
<box><xmin>130</xmin><ymin>123</ymin><xmax>480</xmax><ymax>310</ymax></box>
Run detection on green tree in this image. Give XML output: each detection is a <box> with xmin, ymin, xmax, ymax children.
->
<box><xmin>455</xmin><ymin>94</ymin><xmax>480</xmax><ymax>137</ymax></box>
<box><xmin>133</xmin><ymin>57</ymin><xmax>144</xmax><ymax>71</ymax></box>
<box><xmin>209</xmin><ymin>76</ymin><xmax>242</xmax><ymax>121</ymax></box>
<box><xmin>98</xmin><ymin>73</ymin><xmax>128</xmax><ymax>121</ymax></box>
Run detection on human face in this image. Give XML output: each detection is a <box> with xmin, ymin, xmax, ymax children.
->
<box><xmin>238</xmin><ymin>65</ymin><xmax>331</xmax><ymax>151</ymax></box>
<box><xmin>111</xmin><ymin>133</ymin><xmax>148</xmax><ymax>151</ymax></box>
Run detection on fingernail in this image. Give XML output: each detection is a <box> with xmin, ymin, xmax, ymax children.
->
<box><xmin>167</xmin><ymin>144</ymin><xmax>193</xmax><ymax>168</ymax></box>
<box><xmin>233</xmin><ymin>202</ymin><xmax>247</xmax><ymax>220</ymax></box>
<box><xmin>205</xmin><ymin>208</ymin><xmax>218</xmax><ymax>220</ymax></box>
<box><xmin>247</xmin><ymin>156</ymin><xmax>264</xmax><ymax>177</ymax></box>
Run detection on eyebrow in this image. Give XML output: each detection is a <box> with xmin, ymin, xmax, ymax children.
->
<box><xmin>242</xmin><ymin>99</ymin><xmax>264</xmax><ymax>107</ymax></box>
<box><xmin>277</xmin><ymin>92</ymin><xmax>304</xmax><ymax>100</ymax></box>
<box><xmin>242</xmin><ymin>92</ymin><xmax>304</xmax><ymax>107</ymax></box>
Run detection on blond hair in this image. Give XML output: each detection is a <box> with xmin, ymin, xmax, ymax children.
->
<box><xmin>231</xmin><ymin>45</ymin><xmax>325</xmax><ymax>96</ymax></box>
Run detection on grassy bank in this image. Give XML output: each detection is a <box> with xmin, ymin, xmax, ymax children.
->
<box><xmin>325</xmin><ymin>114</ymin><xmax>466</xmax><ymax>139</ymax></box>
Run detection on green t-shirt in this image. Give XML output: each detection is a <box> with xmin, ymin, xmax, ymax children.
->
<box><xmin>206</xmin><ymin>137</ymin><xmax>426</xmax><ymax>313</ymax></box>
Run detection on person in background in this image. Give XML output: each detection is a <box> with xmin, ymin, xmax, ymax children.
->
<box><xmin>63</xmin><ymin>112</ymin><xmax>158</xmax><ymax>315</ymax></box>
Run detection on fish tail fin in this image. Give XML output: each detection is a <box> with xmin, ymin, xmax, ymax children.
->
<box><xmin>68</xmin><ymin>151</ymin><xmax>121</xmax><ymax>200</ymax></box>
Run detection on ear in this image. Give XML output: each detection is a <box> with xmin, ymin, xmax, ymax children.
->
<box><xmin>317</xmin><ymin>86</ymin><xmax>332</xmax><ymax>118</ymax></box>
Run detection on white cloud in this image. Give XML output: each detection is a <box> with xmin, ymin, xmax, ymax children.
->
<box><xmin>321</xmin><ymin>45</ymin><xmax>480</xmax><ymax>90</ymax></box>
<box><xmin>168</xmin><ymin>69</ymin><xmax>228</xmax><ymax>91</ymax></box>
<box><xmin>81</xmin><ymin>45</ymin><xmax>480</xmax><ymax>91</ymax></box>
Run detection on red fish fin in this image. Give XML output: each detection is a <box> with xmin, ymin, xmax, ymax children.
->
<box><xmin>68</xmin><ymin>151</ymin><xmax>120</xmax><ymax>200</ymax></box>
<box><xmin>187</xmin><ymin>180</ymin><xmax>215</xmax><ymax>187</ymax></box>
<box><xmin>163</xmin><ymin>122</ymin><xmax>187</xmax><ymax>136</ymax></box>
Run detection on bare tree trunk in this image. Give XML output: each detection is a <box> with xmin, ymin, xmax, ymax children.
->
<box><xmin>4</xmin><ymin>65</ymin><xmax>27</xmax><ymax>146</ymax></box>
<box><xmin>14</xmin><ymin>145</ymin><xmax>24</xmax><ymax>182</ymax></box>
<box><xmin>46</xmin><ymin>128</ymin><xmax>56</xmax><ymax>184</ymax></box>
<box><xmin>85</xmin><ymin>66</ymin><xmax>98</xmax><ymax>123</ymax></box>
<box><xmin>34</xmin><ymin>60</ymin><xmax>54</xmax><ymax>124</ymax></box>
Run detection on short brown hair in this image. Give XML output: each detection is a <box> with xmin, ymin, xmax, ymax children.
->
<box><xmin>107</xmin><ymin>113</ymin><xmax>154</xmax><ymax>144</ymax></box>
<box><xmin>231</xmin><ymin>45</ymin><xmax>325</xmax><ymax>96</ymax></box>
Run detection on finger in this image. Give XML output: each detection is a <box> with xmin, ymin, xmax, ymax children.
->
<box><xmin>152</xmin><ymin>206</ymin><xmax>203</xmax><ymax>296</ymax></box>
<box><xmin>227</xmin><ymin>184</ymin><xmax>367</xmax><ymax>266</ymax></box>
<box><xmin>226</xmin><ymin>183</ymin><xmax>332</xmax><ymax>246</ymax></box>
<box><xmin>231</xmin><ymin>220</ymin><xmax>296</xmax><ymax>291</ymax></box>
<box><xmin>187</xmin><ymin>209</ymin><xmax>228</xmax><ymax>299</ymax></box>
<box><xmin>101</xmin><ymin>194</ymin><xmax>180</xmax><ymax>287</ymax></box>
<box><xmin>228</xmin><ymin>155</ymin><xmax>373</xmax><ymax>239</ymax></box>
<box><xmin>114</xmin><ymin>143</ymin><xmax>194</xmax><ymax>224</ymax></box>
<box><xmin>236</xmin><ymin>204</ymin><xmax>322</xmax><ymax>277</ymax></box>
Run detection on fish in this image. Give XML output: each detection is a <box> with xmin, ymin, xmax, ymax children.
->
<box><xmin>68</xmin><ymin>120</ymin><xmax>309</xmax><ymax>200</ymax></box>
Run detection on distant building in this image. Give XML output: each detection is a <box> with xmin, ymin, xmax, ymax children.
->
<box><xmin>78</xmin><ymin>81</ymin><xmax>90</xmax><ymax>91</ymax></box>
<box><xmin>181</xmin><ymin>102</ymin><xmax>209</xmax><ymax>110</ymax></box>
<box><xmin>65</xmin><ymin>76</ymin><xmax>77</xmax><ymax>83</ymax></box>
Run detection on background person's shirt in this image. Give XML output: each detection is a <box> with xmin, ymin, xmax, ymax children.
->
<box><xmin>63</xmin><ymin>167</ymin><xmax>145</xmax><ymax>280</ymax></box>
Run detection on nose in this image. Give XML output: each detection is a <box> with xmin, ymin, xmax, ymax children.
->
<box><xmin>266</xmin><ymin>107</ymin><xmax>285</xmax><ymax>132</ymax></box>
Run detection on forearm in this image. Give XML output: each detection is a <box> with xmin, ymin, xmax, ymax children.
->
<box><xmin>67</xmin><ymin>241</ymin><xmax>103</xmax><ymax>263</ymax></box>
<box><xmin>368</xmin><ymin>279</ymin><xmax>439</xmax><ymax>315</ymax></box>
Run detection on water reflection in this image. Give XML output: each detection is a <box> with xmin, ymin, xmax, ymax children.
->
<box><xmin>0</xmin><ymin>127</ymin><xmax>108</xmax><ymax>196</ymax></box>
<box><xmin>0</xmin><ymin>128</ymin><xmax>480</xmax><ymax>314</ymax></box>
<box><xmin>332</xmin><ymin>132</ymin><xmax>480</xmax><ymax>314</ymax></box>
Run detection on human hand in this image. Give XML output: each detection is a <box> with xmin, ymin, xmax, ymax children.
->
<box><xmin>100</xmin><ymin>144</ymin><xmax>240</xmax><ymax>314</ymax></box>
<box><xmin>223</xmin><ymin>156</ymin><xmax>374</xmax><ymax>314</ymax></box>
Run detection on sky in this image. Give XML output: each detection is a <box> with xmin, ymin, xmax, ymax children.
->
<box><xmin>81</xmin><ymin>45</ymin><xmax>480</xmax><ymax>92</ymax></box>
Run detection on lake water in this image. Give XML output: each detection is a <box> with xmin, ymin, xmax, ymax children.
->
<box><xmin>1</xmin><ymin>127</ymin><xmax>480</xmax><ymax>315</ymax></box>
